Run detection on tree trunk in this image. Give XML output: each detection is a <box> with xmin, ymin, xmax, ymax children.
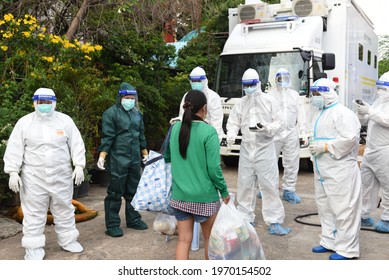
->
<box><xmin>65</xmin><ymin>0</ymin><xmax>90</xmax><ymax>41</ymax></box>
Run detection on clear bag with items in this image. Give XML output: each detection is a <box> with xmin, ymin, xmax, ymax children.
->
<box><xmin>153</xmin><ymin>213</ymin><xmax>177</xmax><ymax>236</ymax></box>
<box><xmin>208</xmin><ymin>201</ymin><xmax>265</xmax><ymax>260</ymax></box>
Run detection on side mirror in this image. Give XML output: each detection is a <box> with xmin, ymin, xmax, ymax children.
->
<box><xmin>322</xmin><ymin>53</ymin><xmax>335</xmax><ymax>70</ymax></box>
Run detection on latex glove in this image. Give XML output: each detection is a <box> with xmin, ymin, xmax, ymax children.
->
<box><xmin>72</xmin><ymin>166</ymin><xmax>84</xmax><ymax>186</ymax></box>
<box><xmin>9</xmin><ymin>172</ymin><xmax>22</xmax><ymax>193</ymax></box>
<box><xmin>97</xmin><ymin>157</ymin><xmax>105</xmax><ymax>170</ymax></box>
<box><xmin>356</xmin><ymin>102</ymin><xmax>370</xmax><ymax>115</ymax></box>
<box><xmin>257</xmin><ymin>123</ymin><xmax>270</xmax><ymax>134</ymax></box>
<box><xmin>97</xmin><ymin>151</ymin><xmax>107</xmax><ymax>170</ymax></box>
<box><xmin>308</xmin><ymin>141</ymin><xmax>328</xmax><ymax>156</ymax></box>
<box><xmin>169</xmin><ymin>117</ymin><xmax>181</xmax><ymax>125</ymax></box>
<box><xmin>301</xmin><ymin>132</ymin><xmax>309</xmax><ymax>147</ymax></box>
<box><xmin>227</xmin><ymin>138</ymin><xmax>235</xmax><ymax>147</ymax></box>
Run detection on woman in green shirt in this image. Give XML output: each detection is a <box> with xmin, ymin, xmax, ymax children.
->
<box><xmin>164</xmin><ymin>89</ymin><xmax>230</xmax><ymax>260</ymax></box>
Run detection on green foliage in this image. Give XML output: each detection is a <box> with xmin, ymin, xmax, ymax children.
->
<box><xmin>1</xmin><ymin>1</ymin><xmax>280</xmax><ymax>199</ymax></box>
<box><xmin>378</xmin><ymin>35</ymin><xmax>389</xmax><ymax>76</ymax></box>
<box><xmin>379</xmin><ymin>59</ymin><xmax>389</xmax><ymax>77</ymax></box>
<box><xmin>94</xmin><ymin>9</ymin><xmax>177</xmax><ymax>142</ymax></box>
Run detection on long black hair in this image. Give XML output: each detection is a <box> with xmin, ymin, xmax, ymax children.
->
<box><xmin>179</xmin><ymin>89</ymin><xmax>207</xmax><ymax>158</ymax></box>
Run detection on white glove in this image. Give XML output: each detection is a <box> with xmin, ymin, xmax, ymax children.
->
<box><xmin>308</xmin><ymin>141</ymin><xmax>327</xmax><ymax>156</ymax></box>
<box><xmin>9</xmin><ymin>172</ymin><xmax>22</xmax><ymax>193</ymax></box>
<box><xmin>257</xmin><ymin>123</ymin><xmax>270</xmax><ymax>134</ymax></box>
<box><xmin>169</xmin><ymin>117</ymin><xmax>181</xmax><ymax>125</ymax></box>
<box><xmin>142</xmin><ymin>155</ymin><xmax>148</xmax><ymax>164</ymax></box>
<box><xmin>72</xmin><ymin>166</ymin><xmax>85</xmax><ymax>186</ymax></box>
<box><xmin>227</xmin><ymin>138</ymin><xmax>235</xmax><ymax>147</ymax></box>
<box><xmin>356</xmin><ymin>102</ymin><xmax>370</xmax><ymax>115</ymax></box>
<box><xmin>97</xmin><ymin>157</ymin><xmax>105</xmax><ymax>170</ymax></box>
<box><xmin>301</xmin><ymin>132</ymin><xmax>309</xmax><ymax>146</ymax></box>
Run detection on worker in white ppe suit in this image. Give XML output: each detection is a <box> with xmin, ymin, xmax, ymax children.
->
<box><xmin>3</xmin><ymin>88</ymin><xmax>86</xmax><ymax>260</ymax></box>
<box><xmin>355</xmin><ymin>71</ymin><xmax>389</xmax><ymax>233</ymax></box>
<box><xmin>171</xmin><ymin>66</ymin><xmax>223</xmax><ymax>142</ymax></box>
<box><xmin>258</xmin><ymin>68</ymin><xmax>306</xmax><ymax>204</ymax></box>
<box><xmin>308</xmin><ymin>78</ymin><xmax>362</xmax><ymax>260</ymax></box>
<box><xmin>226</xmin><ymin>68</ymin><xmax>290</xmax><ymax>236</ymax></box>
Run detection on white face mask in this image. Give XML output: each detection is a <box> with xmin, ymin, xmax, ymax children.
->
<box><xmin>191</xmin><ymin>82</ymin><xmax>204</xmax><ymax>91</ymax></box>
<box><xmin>312</xmin><ymin>96</ymin><xmax>324</xmax><ymax>109</ymax></box>
<box><xmin>37</xmin><ymin>104</ymin><xmax>53</xmax><ymax>113</ymax></box>
<box><xmin>122</xmin><ymin>99</ymin><xmax>135</xmax><ymax>111</ymax></box>
<box><xmin>243</xmin><ymin>86</ymin><xmax>257</xmax><ymax>94</ymax></box>
<box><xmin>377</xmin><ymin>87</ymin><xmax>389</xmax><ymax>98</ymax></box>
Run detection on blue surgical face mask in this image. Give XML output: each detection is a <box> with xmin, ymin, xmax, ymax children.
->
<box><xmin>191</xmin><ymin>82</ymin><xmax>204</xmax><ymax>91</ymax></box>
<box><xmin>244</xmin><ymin>86</ymin><xmax>256</xmax><ymax>94</ymax></box>
<box><xmin>312</xmin><ymin>96</ymin><xmax>324</xmax><ymax>109</ymax></box>
<box><xmin>37</xmin><ymin>104</ymin><xmax>53</xmax><ymax>113</ymax></box>
<box><xmin>122</xmin><ymin>99</ymin><xmax>135</xmax><ymax>111</ymax></box>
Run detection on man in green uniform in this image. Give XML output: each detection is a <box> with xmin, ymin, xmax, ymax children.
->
<box><xmin>97</xmin><ymin>82</ymin><xmax>149</xmax><ymax>237</ymax></box>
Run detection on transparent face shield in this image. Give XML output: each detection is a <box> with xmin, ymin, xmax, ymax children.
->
<box><xmin>309</xmin><ymin>86</ymin><xmax>329</xmax><ymax>110</ymax></box>
<box><xmin>242</xmin><ymin>78</ymin><xmax>259</xmax><ymax>94</ymax></box>
<box><xmin>189</xmin><ymin>75</ymin><xmax>206</xmax><ymax>91</ymax></box>
<box><xmin>118</xmin><ymin>88</ymin><xmax>138</xmax><ymax>109</ymax></box>
<box><xmin>376</xmin><ymin>80</ymin><xmax>389</xmax><ymax>92</ymax></box>
<box><xmin>32</xmin><ymin>94</ymin><xmax>57</xmax><ymax>114</ymax></box>
<box><xmin>276</xmin><ymin>73</ymin><xmax>290</xmax><ymax>88</ymax></box>
<box><xmin>32</xmin><ymin>95</ymin><xmax>57</xmax><ymax>102</ymax></box>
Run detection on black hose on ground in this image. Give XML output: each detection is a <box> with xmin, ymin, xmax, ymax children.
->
<box><xmin>294</xmin><ymin>212</ymin><xmax>382</xmax><ymax>232</ymax></box>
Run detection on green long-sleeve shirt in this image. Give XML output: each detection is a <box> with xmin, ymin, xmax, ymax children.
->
<box><xmin>164</xmin><ymin>121</ymin><xmax>229</xmax><ymax>202</ymax></box>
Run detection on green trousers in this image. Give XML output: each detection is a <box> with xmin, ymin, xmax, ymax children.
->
<box><xmin>104</xmin><ymin>164</ymin><xmax>142</xmax><ymax>229</ymax></box>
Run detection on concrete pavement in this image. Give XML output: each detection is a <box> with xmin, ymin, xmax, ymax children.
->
<box><xmin>0</xmin><ymin>160</ymin><xmax>388</xmax><ymax>260</ymax></box>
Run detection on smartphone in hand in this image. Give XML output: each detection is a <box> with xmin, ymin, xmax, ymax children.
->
<box><xmin>355</xmin><ymin>99</ymin><xmax>364</xmax><ymax>105</ymax></box>
<box><xmin>249</xmin><ymin>123</ymin><xmax>263</xmax><ymax>130</ymax></box>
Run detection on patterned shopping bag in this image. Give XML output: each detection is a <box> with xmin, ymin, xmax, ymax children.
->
<box><xmin>132</xmin><ymin>125</ymin><xmax>173</xmax><ymax>214</ymax></box>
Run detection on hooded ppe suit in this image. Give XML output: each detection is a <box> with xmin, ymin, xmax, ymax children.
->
<box><xmin>268</xmin><ymin>68</ymin><xmax>306</xmax><ymax>203</ymax></box>
<box><xmin>356</xmin><ymin>71</ymin><xmax>389</xmax><ymax>233</ymax></box>
<box><xmin>3</xmin><ymin>88</ymin><xmax>86</xmax><ymax>260</ymax></box>
<box><xmin>309</xmin><ymin>78</ymin><xmax>361</xmax><ymax>259</ymax></box>
<box><xmin>178</xmin><ymin>66</ymin><xmax>223</xmax><ymax>142</ymax></box>
<box><xmin>226</xmin><ymin>68</ymin><xmax>288</xmax><ymax>232</ymax></box>
<box><xmin>98</xmin><ymin>83</ymin><xmax>148</xmax><ymax>237</ymax></box>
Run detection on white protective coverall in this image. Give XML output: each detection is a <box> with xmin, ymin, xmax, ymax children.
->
<box><xmin>268</xmin><ymin>68</ymin><xmax>306</xmax><ymax>202</ymax></box>
<box><xmin>356</xmin><ymin>71</ymin><xmax>389</xmax><ymax>232</ymax></box>
<box><xmin>3</xmin><ymin>88</ymin><xmax>86</xmax><ymax>259</ymax></box>
<box><xmin>227</xmin><ymin>68</ymin><xmax>286</xmax><ymax>226</ymax></box>
<box><xmin>309</xmin><ymin>78</ymin><xmax>361</xmax><ymax>258</ymax></box>
<box><xmin>178</xmin><ymin>66</ymin><xmax>224</xmax><ymax>142</ymax></box>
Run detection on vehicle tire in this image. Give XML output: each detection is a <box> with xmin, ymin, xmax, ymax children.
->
<box><xmin>222</xmin><ymin>156</ymin><xmax>239</xmax><ymax>167</ymax></box>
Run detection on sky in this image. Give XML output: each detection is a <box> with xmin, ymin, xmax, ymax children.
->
<box><xmin>354</xmin><ymin>0</ymin><xmax>388</xmax><ymax>35</ymax></box>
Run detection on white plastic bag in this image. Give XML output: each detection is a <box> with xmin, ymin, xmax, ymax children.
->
<box><xmin>245</xmin><ymin>220</ymin><xmax>266</xmax><ymax>260</ymax></box>
<box><xmin>153</xmin><ymin>213</ymin><xmax>177</xmax><ymax>235</ymax></box>
<box><xmin>208</xmin><ymin>201</ymin><xmax>265</xmax><ymax>260</ymax></box>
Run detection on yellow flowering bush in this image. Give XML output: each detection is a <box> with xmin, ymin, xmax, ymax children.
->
<box><xmin>0</xmin><ymin>13</ymin><xmax>103</xmax><ymax>82</ymax></box>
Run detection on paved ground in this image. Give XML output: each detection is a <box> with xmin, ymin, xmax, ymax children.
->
<box><xmin>0</xmin><ymin>159</ymin><xmax>388</xmax><ymax>260</ymax></box>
